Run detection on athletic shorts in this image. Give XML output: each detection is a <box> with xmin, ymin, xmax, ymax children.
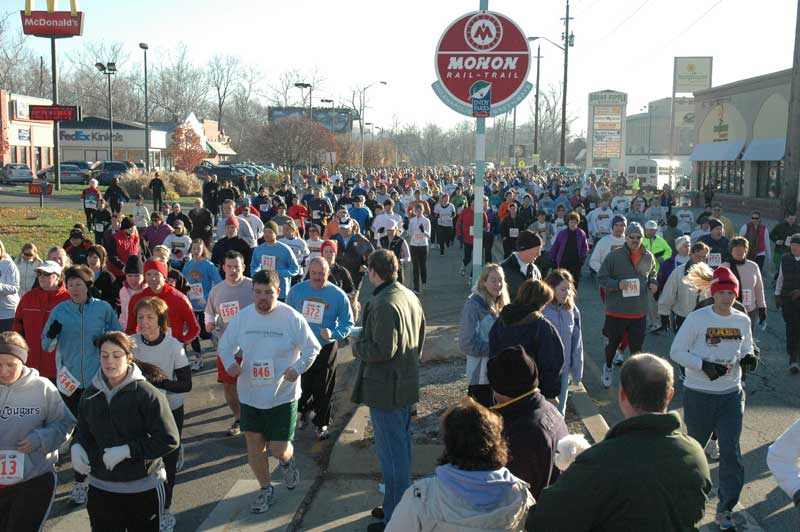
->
<box><xmin>240</xmin><ymin>400</ymin><xmax>298</xmax><ymax>442</ymax></box>
<box><xmin>217</xmin><ymin>355</ymin><xmax>242</xmax><ymax>384</ymax></box>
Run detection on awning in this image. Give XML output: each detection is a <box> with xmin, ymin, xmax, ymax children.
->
<box><xmin>689</xmin><ymin>140</ymin><xmax>745</xmax><ymax>161</ymax></box>
<box><xmin>742</xmin><ymin>138</ymin><xmax>785</xmax><ymax>161</ymax></box>
<box><xmin>207</xmin><ymin>140</ymin><xmax>237</xmax><ymax>156</ymax></box>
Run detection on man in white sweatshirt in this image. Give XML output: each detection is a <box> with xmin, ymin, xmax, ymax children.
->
<box><xmin>589</xmin><ymin>215</ymin><xmax>627</xmax><ymax>274</ymax></box>
<box><xmin>219</xmin><ymin>269</ymin><xmax>321</xmax><ymax>515</ymax></box>
<box><xmin>669</xmin><ymin>266</ymin><xmax>757</xmax><ymax>531</ymax></box>
<box><xmin>586</xmin><ymin>197</ymin><xmax>614</xmax><ymax>244</ymax></box>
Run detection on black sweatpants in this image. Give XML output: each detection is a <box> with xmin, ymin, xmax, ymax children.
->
<box><xmin>299</xmin><ymin>341</ymin><xmax>338</xmax><ymax>428</ymax></box>
<box><xmin>437</xmin><ymin>226</ymin><xmax>454</xmax><ymax>254</ymax></box>
<box><xmin>190</xmin><ymin>310</ymin><xmax>212</xmax><ymax>354</ymax></box>
<box><xmin>410</xmin><ymin>245</ymin><xmax>428</xmax><ymax>291</ymax></box>
<box><xmin>782</xmin><ymin>300</ymin><xmax>800</xmax><ymax>363</ymax></box>
<box><xmin>603</xmin><ymin>315</ymin><xmax>646</xmax><ymax>368</ymax></box>
<box><xmin>162</xmin><ymin>405</ymin><xmax>185</xmax><ymax>509</ymax></box>
<box><xmin>87</xmin><ymin>484</ymin><xmax>164</xmax><ymax>532</ymax></box>
<box><xmin>0</xmin><ymin>471</ymin><xmax>56</xmax><ymax>532</ymax></box>
<box><xmin>62</xmin><ymin>388</ymin><xmax>87</xmax><ymax>483</ymax></box>
<box><xmin>463</xmin><ymin>243</ymin><xmax>473</xmax><ymax>267</ymax></box>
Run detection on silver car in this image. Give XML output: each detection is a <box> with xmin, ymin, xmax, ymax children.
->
<box><xmin>2</xmin><ymin>164</ymin><xmax>33</xmax><ymax>184</ymax></box>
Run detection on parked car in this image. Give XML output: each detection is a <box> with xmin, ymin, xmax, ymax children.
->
<box><xmin>91</xmin><ymin>161</ymin><xmax>130</xmax><ymax>186</ymax></box>
<box><xmin>37</xmin><ymin>164</ymin><xmax>87</xmax><ymax>184</ymax></box>
<box><xmin>1</xmin><ymin>163</ymin><xmax>34</xmax><ymax>184</ymax></box>
<box><xmin>63</xmin><ymin>160</ymin><xmax>94</xmax><ymax>172</ymax></box>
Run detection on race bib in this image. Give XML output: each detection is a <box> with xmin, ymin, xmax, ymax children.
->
<box><xmin>589</xmin><ymin>203</ymin><xmax>596</xmax><ymax>209</ymax></box>
<box><xmin>742</xmin><ymin>289</ymin><xmax>753</xmax><ymax>306</ymax></box>
<box><xmin>57</xmin><ymin>366</ymin><xmax>80</xmax><ymax>397</ymax></box>
<box><xmin>85</xmin><ymin>197</ymin><xmax>98</xmax><ymax>209</ymax></box>
<box><xmin>708</xmin><ymin>253</ymin><xmax>722</xmax><ymax>268</ymax></box>
<box><xmin>413</xmin><ymin>233</ymin><xmax>426</xmax><ymax>243</ymax></box>
<box><xmin>469</xmin><ymin>226</ymin><xmax>474</xmax><ymax>236</ymax></box>
<box><xmin>189</xmin><ymin>283</ymin><xmax>204</xmax><ymax>300</ymax></box>
<box><xmin>94</xmin><ymin>223</ymin><xmax>105</xmax><ymax>233</ymax></box>
<box><xmin>0</xmin><ymin>451</ymin><xmax>24</xmax><ymax>484</ymax></box>
<box><xmin>622</xmin><ymin>278</ymin><xmax>640</xmax><ymax>298</ymax></box>
<box><xmin>509</xmin><ymin>228</ymin><xmax>519</xmax><ymax>238</ymax></box>
<box><xmin>260</xmin><ymin>255</ymin><xmax>276</xmax><ymax>271</ymax></box>
<box><xmin>302</xmin><ymin>300</ymin><xmax>325</xmax><ymax>325</ymax></box>
<box><xmin>251</xmin><ymin>359</ymin><xmax>275</xmax><ymax>387</ymax></box>
<box><xmin>439</xmin><ymin>215</ymin><xmax>451</xmax><ymax>224</ymax></box>
<box><xmin>259</xmin><ymin>203</ymin><xmax>269</xmax><ymax>212</ymax></box>
<box><xmin>313</xmin><ymin>210</ymin><xmax>321</xmax><ymax>219</ymax></box>
<box><xmin>219</xmin><ymin>301</ymin><xmax>240</xmax><ymax>324</ymax></box>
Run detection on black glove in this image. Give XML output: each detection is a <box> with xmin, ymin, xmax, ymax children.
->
<box><xmin>758</xmin><ymin>307</ymin><xmax>767</xmax><ymax>323</ymax></box>
<box><xmin>378</xmin><ymin>227</ymin><xmax>385</xmax><ymax>234</ymax></box>
<box><xmin>740</xmin><ymin>353</ymin><xmax>759</xmax><ymax>372</ymax></box>
<box><xmin>776</xmin><ymin>295</ymin><xmax>783</xmax><ymax>309</ymax></box>
<box><xmin>701</xmin><ymin>360</ymin><xmax>728</xmax><ymax>381</ymax></box>
<box><xmin>419</xmin><ymin>224</ymin><xmax>424</xmax><ymax>231</ymax></box>
<box><xmin>46</xmin><ymin>320</ymin><xmax>62</xmax><ymax>339</ymax></box>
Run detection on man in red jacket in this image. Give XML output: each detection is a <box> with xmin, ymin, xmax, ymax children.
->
<box><xmin>455</xmin><ymin>197</ymin><xmax>489</xmax><ymax>277</ymax></box>
<box><xmin>126</xmin><ymin>260</ymin><xmax>200</xmax><ymax>346</ymax></box>
<box><xmin>12</xmin><ymin>261</ymin><xmax>70</xmax><ymax>379</ymax></box>
<box><xmin>107</xmin><ymin>216</ymin><xmax>141</xmax><ymax>278</ymax></box>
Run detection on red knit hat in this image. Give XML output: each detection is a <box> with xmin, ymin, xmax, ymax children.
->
<box><xmin>224</xmin><ymin>216</ymin><xmax>240</xmax><ymax>229</ymax></box>
<box><xmin>143</xmin><ymin>259</ymin><xmax>168</xmax><ymax>279</ymax></box>
<box><xmin>710</xmin><ymin>266</ymin><xmax>739</xmax><ymax>297</ymax></box>
<box><xmin>320</xmin><ymin>240</ymin><xmax>338</xmax><ymax>256</ymax></box>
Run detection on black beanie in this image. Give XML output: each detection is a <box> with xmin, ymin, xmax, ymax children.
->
<box><xmin>516</xmin><ymin>230</ymin><xmax>543</xmax><ymax>252</ymax></box>
<box><xmin>487</xmin><ymin>345</ymin><xmax>539</xmax><ymax>398</ymax></box>
<box><xmin>124</xmin><ymin>255</ymin><xmax>144</xmax><ymax>274</ymax></box>
<box><xmin>120</xmin><ymin>216</ymin><xmax>135</xmax><ymax>230</ymax></box>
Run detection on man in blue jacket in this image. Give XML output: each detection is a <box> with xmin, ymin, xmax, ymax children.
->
<box><xmin>250</xmin><ymin>221</ymin><xmax>300</xmax><ymax>301</ymax></box>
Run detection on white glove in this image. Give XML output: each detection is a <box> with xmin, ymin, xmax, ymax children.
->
<box><xmin>71</xmin><ymin>443</ymin><xmax>91</xmax><ymax>476</ymax></box>
<box><xmin>102</xmin><ymin>445</ymin><xmax>131</xmax><ymax>471</ymax></box>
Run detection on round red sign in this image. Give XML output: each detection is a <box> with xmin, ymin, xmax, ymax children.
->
<box><xmin>435</xmin><ymin>11</ymin><xmax>530</xmax><ymax>110</ymax></box>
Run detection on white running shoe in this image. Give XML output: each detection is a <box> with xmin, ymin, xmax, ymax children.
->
<box><xmin>281</xmin><ymin>457</ymin><xmax>299</xmax><ymax>489</ymax></box>
<box><xmin>191</xmin><ymin>354</ymin><xmax>203</xmax><ymax>372</ymax></box>
<box><xmin>715</xmin><ymin>509</ymin><xmax>735</xmax><ymax>530</ymax></box>
<box><xmin>613</xmin><ymin>351</ymin><xmax>624</xmax><ymax>366</ymax></box>
<box><xmin>250</xmin><ymin>486</ymin><xmax>274</xmax><ymax>514</ymax></box>
<box><xmin>705</xmin><ymin>439</ymin><xmax>720</xmax><ymax>461</ymax></box>
<box><xmin>602</xmin><ymin>365</ymin><xmax>613</xmax><ymax>389</ymax></box>
<box><xmin>69</xmin><ymin>481</ymin><xmax>89</xmax><ymax>505</ymax></box>
<box><xmin>227</xmin><ymin>420</ymin><xmax>241</xmax><ymax>436</ymax></box>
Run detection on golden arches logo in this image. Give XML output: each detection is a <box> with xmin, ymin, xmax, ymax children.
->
<box><xmin>24</xmin><ymin>0</ymin><xmax>80</xmax><ymax>16</ymax></box>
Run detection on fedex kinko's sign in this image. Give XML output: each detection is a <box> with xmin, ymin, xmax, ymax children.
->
<box><xmin>432</xmin><ymin>11</ymin><xmax>532</xmax><ymax>117</ymax></box>
<box><xmin>20</xmin><ymin>0</ymin><xmax>84</xmax><ymax>38</ymax></box>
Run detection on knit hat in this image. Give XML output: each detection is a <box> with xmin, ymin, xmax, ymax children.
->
<box><xmin>320</xmin><ymin>240</ymin><xmax>338</xmax><ymax>256</ymax></box>
<box><xmin>143</xmin><ymin>259</ymin><xmax>168</xmax><ymax>279</ymax></box>
<box><xmin>625</xmin><ymin>222</ymin><xmax>643</xmax><ymax>236</ymax></box>
<box><xmin>611</xmin><ymin>214</ymin><xmax>627</xmax><ymax>227</ymax></box>
<box><xmin>124</xmin><ymin>255</ymin><xmax>144</xmax><ymax>274</ymax></box>
<box><xmin>516</xmin><ymin>230</ymin><xmax>543</xmax><ymax>252</ymax></box>
<box><xmin>0</xmin><ymin>341</ymin><xmax>27</xmax><ymax>364</ymax></box>
<box><xmin>675</xmin><ymin>235</ymin><xmax>691</xmax><ymax>251</ymax></box>
<box><xmin>120</xmin><ymin>216</ymin><xmax>134</xmax><ymax>230</ymax></box>
<box><xmin>644</xmin><ymin>220</ymin><xmax>658</xmax><ymax>231</ymax></box>
<box><xmin>69</xmin><ymin>228</ymin><xmax>84</xmax><ymax>239</ymax></box>
<box><xmin>487</xmin><ymin>345</ymin><xmax>539</xmax><ymax>398</ymax></box>
<box><xmin>711</xmin><ymin>266</ymin><xmax>739</xmax><ymax>297</ymax></box>
<box><xmin>790</xmin><ymin>233</ymin><xmax>800</xmax><ymax>245</ymax></box>
<box><xmin>708</xmin><ymin>219</ymin><xmax>723</xmax><ymax>231</ymax></box>
<box><xmin>224</xmin><ymin>216</ymin><xmax>240</xmax><ymax>229</ymax></box>
<box><xmin>264</xmin><ymin>221</ymin><xmax>280</xmax><ymax>235</ymax></box>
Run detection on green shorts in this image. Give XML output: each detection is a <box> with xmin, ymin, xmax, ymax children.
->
<box><xmin>240</xmin><ymin>400</ymin><xmax>297</xmax><ymax>442</ymax></box>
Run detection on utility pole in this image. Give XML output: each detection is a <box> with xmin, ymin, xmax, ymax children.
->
<box><xmin>534</xmin><ymin>45</ymin><xmax>541</xmax><ymax>157</ymax></box>
<box><xmin>51</xmin><ymin>39</ymin><xmax>60</xmax><ymax>191</ymax></box>
<box><xmin>786</xmin><ymin>0</ymin><xmax>800</xmax><ymax>214</ymax></box>
<box><xmin>560</xmin><ymin>0</ymin><xmax>573</xmax><ymax>167</ymax></box>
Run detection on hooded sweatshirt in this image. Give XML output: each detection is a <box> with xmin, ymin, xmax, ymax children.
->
<box><xmin>0</xmin><ymin>367</ymin><xmax>76</xmax><ymax>487</ymax></box>
<box><xmin>386</xmin><ymin>464</ymin><xmax>533</xmax><ymax>532</ymax></box>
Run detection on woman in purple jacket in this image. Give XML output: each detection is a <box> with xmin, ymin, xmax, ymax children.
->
<box><xmin>549</xmin><ymin>212</ymin><xmax>589</xmax><ymax>288</ymax></box>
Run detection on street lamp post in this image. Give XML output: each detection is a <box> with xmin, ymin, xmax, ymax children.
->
<box><xmin>320</xmin><ymin>98</ymin><xmax>335</xmax><ymax>132</ymax></box>
<box><xmin>139</xmin><ymin>43</ymin><xmax>150</xmax><ymax>172</ymax></box>
<box><xmin>95</xmin><ymin>62</ymin><xmax>117</xmax><ymax>160</ymax></box>
<box><xmin>294</xmin><ymin>82</ymin><xmax>313</xmax><ymax>172</ymax></box>
<box><xmin>359</xmin><ymin>81</ymin><xmax>387</xmax><ymax>168</ymax></box>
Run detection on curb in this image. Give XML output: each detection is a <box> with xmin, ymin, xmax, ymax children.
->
<box><xmin>570</xmin><ymin>382</ymin><xmax>610</xmax><ymax>443</ymax></box>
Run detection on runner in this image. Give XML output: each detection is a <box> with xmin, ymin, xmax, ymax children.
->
<box><xmin>0</xmin><ymin>330</ymin><xmax>76</xmax><ymax>532</ymax></box>
<box><xmin>218</xmin><ymin>269</ymin><xmax>321</xmax><ymax>514</ymax></box>
<box><xmin>377</xmin><ymin>219</ymin><xmax>411</xmax><ymax>285</ymax></box>
<box><xmin>287</xmin><ymin>257</ymin><xmax>354</xmax><ymax>440</ymax></box>
<box><xmin>775</xmin><ymin>233</ymin><xmax>800</xmax><ymax>374</ymax></box>
<box><xmin>211</xmin><ymin>216</ymin><xmax>253</xmax><ymax>278</ymax></box>
<box><xmin>182</xmin><ymin>240</ymin><xmax>222</xmax><ymax>369</ymax></box>
<box><xmin>250</xmin><ymin>221</ymin><xmax>300</xmax><ymax>301</ymax></box>
<box><xmin>205</xmin><ymin>251</ymin><xmax>253</xmax><ymax>437</ymax></box>
<box><xmin>407</xmin><ymin>204</ymin><xmax>431</xmax><ymax>294</ymax></box>
<box><xmin>432</xmin><ymin>194</ymin><xmax>456</xmax><ymax>255</ymax></box>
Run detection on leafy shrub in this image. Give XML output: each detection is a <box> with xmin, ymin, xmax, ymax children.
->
<box><xmin>118</xmin><ymin>171</ymin><xmax>199</xmax><ymax>200</ymax></box>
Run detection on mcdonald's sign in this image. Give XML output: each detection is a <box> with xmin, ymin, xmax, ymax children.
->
<box><xmin>20</xmin><ymin>0</ymin><xmax>84</xmax><ymax>38</ymax></box>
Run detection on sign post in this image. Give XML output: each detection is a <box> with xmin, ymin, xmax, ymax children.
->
<box><xmin>432</xmin><ymin>2</ymin><xmax>531</xmax><ymax>284</ymax></box>
<box><xmin>671</xmin><ymin>57</ymin><xmax>712</xmax><ymax>189</ymax></box>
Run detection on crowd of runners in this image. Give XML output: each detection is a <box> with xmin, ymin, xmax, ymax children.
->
<box><xmin>1</xmin><ymin>166</ymin><xmax>800</xmax><ymax>531</ymax></box>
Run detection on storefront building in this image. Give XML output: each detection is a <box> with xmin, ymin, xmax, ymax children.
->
<box><xmin>59</xmin><ymin>116</ymin><xmax>168</xmax><ymax>167</ymax></box>
<box><xmin>0</xmin><ymin>90</ymin><xmax>54</xmax><ymax>173</ymax></box>
<box><xmin>690</xmin><ymin>69</ymin><xmax>790</xmax><ymax>213</ymax></box>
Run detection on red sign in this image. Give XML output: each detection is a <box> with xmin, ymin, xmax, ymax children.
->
<box><xmin>20</xmin><ymin>10</ymin><xmax>84</xmax><ymax>37</ymax></box>
<box><xmin>28</xmin><ymin>183</ymin><xmax>53</xmax><ymax>195</ymax></box>
<box><xmin>29</xmin><ymin>105</ymin><xmax>81</xmax><ymax>122</ymax></box>
<box><xmin>435</xmin><ymin>11</ymin><xmax>530</xmax><ymax>110</ymax></box>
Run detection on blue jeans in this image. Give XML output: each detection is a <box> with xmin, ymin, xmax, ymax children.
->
<box><xmin>682</xmin><ymin>387</ymin><xmax>745</xmax><ymax>512</ymax></box>
<box><xmin>369</xmin><ymin>405</ymin><xmax>412</xmax><ymax>524</ymax></box>
<box><xmin>558</xmin><ymin>372</ymin><xmax>570</xmax><ymax>416</ymax></box>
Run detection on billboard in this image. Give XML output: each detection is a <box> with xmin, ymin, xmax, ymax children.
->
<box><xmin>268</xmin><ymin>107</ymin><xmax>353</xmax><ymax>134</ymax></box>
<box><xmin>673</xmin><ymin>57</ymin><xmax>713</xmax><ymax>93</ymax></box>
<box><xmin>20</xmin><ymin>0</ymin><xmax>84</xmax><ymax>38</ymax></box>
<box><xmin>592</xmin><ymin>105</ymin><xmax>624</xmax><ymax>159</ymax></box>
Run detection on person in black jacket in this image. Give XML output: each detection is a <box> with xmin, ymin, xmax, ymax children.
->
<box><xmin>488</xmin><ymin>344</ymin><xmax>568</xmax><ymax>499</ymax></box>
<box><xmin>488</xmin><ymin>279</ymin><xmax>563</xmax><ymax>400</ymax></box>
<box><xmin>72</xmin><ymin>331</ymin><xmax>179</xmax><ymax>532</ymax></box>
<box><xmin>148</xmin><ymin>173</ymin><xmax>166</xmax><ymax>212</ymax></box>
<box><xmin>211</xmin><ymin>217</ymin><xmax>252</xmax><ymax>278</ymax></box>
<box><xmin>500</xmin><ymin>231</ymin><xmax>543</xmax><ymax>301</ymax></box>
<box><xmin>188</xmin><ymin>197</ymin><xmax>215</xmax><ymax>249</ymax></box>
<box><xmin>104</xmin><ymin>177</ymin><xmax>130</xmax><ymax>215</ymax></box>
<box><xmin>166</xmin><ymin>202</ymin><xmax>193</xmax><ymax>234</ymax></box>
<box><xmin>202</xmin><ymin>174</ymin><xmax>220</xmax><ymax>219</ymax></box>
<box><xmin>86</xmin><ymin>245</ymin><xmax>118</xmax><ymax>310</ymax></box>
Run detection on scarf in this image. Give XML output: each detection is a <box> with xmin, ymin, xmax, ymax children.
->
<box><xmin>744</xmin><ymin>223</ymin><xmax>761</xmax><ymax>260</ymax></box>
<box><xmin>729</xmin><ymin>257</ymin><xmax>746</xmax><ymax>302</ymax></box>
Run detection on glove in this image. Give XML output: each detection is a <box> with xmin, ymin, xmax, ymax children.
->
<box><xmin>102</xmin><ymin>445</ymin><xmax>131</xmax><ymax>471</ymax></box>
<box><xmin>758</xmin><ymin>307</ymin><xmax>767</xmax><ymax>323</ymax></box>
<box><xmin>46</xmin><ymin>320</ymin><xmax>62</xmax><ymax>339</ymax></box>
<box><xmin>776</xmin><ymin>295</ymin><xmax>783</xmax><ymax>309</ymax></box>
<box><xmin>71</xmin><ymin>443</ymin><xmax>91</xmax><ymax>476</ymax></box>
<box><xmin>378</xmin><ymin>227</ymin><xmax>385</xmax><ymax>234</ymax></box>
<box><xmin>740</xmin><ymin>353</ymin><xmax>759</xmax><ymax>372</ymax></box>
<box><xmin>419</xmin><ymin>224</ymin><xmax>424</xmax><ymax>231</ymax></box>
<box><xmin>701</xmin><ymin>360</ymin><xmax>728</xmax><ymax>381</ymax></box>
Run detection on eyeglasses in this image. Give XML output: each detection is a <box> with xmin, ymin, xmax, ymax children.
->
<box><xmin>751</xmin><ymin>217</ymin><xmax>760</xmax><ymax>221</ymax></box>
<box><xmin>23</xmin><ymin>253</ymin><xmax>33</xmax><ymax>258</ymax></box>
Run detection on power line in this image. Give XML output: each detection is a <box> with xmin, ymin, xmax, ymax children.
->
<box><xmin>662</xmin><ymin>0</ymin><xmax>725</xmax><ymax>45</ymax></box>
<box><xmin>595</xmin><ymin>0</ymin><xmax>652</xmax><ymax>42</ymax></box>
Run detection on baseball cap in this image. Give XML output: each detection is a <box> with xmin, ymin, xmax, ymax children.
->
<box><xmin>35</xmin><ymin>260</ymin><xmax>62</xmax><ymax>275</ymax></box>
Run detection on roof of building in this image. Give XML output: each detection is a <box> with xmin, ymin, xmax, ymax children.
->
<box><xmin>60</xmin><ymin>115</ymin><xmax>151</xmax><ymax>130</ymax></box>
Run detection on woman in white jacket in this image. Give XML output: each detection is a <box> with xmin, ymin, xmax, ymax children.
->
<box><xmin>15</xmin><ymin>243</ymin><xmax>43</xmax><ymax>297</ymax></box>
<box><xmin>721</xmin><ymin>236</ymin><xmax>767</xmax><ymax>333</ymax></box>
<box><xmin>657</xmin><ymin>241</ymin><xmax>711</xmax><ymax>331</ymax></box>
<box><xmin>0</xmin><ymin>240</ymin><xmax>20</xmax><ymax>332</ymax></box>
<box><xmin>386</xmin><ymin>398</ymin><xmax>533</xmax><ymax>532</ymax></box>
<box><xmin>767</xmin><ymin>417</ymin><xmax>800</xmax><ymax>509</ymax></box>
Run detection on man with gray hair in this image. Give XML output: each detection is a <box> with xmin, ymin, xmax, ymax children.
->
<box><xmin>526</xmin><ymin>354</ymin><xmax>711</xmax><ymax>531</ymax></box>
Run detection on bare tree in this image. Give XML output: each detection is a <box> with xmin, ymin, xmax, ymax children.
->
<box><xmin>268</xmin><ymin>69</ymin><xmax>302</xmax><ymax>107</ymax></box>
<box><xmin>0</xmin><ymin>12</ymin><xmax>32</xmax><ymax>94</ymax></box>
<box><xmin>151</xmin><ymin>44</ymin><xmax>209</xmax><ymax>122</ymax></box>
<box><xmin>207</xmin><ymin>54</ymin><xmax>240</xmax><ymax>133</ymax></box>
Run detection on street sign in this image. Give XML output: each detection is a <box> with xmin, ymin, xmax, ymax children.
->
<box><xmin>20</xmin><ymin>0</ymin><xmax>84</xmax><ymax>38</ymax></box>
<box><xmin>29</xmin><ymin>104</ymin><xmax>81</xmax><ymax>121</ymax></box>
<box><xmin>432</xmin><ymin>10</ymin><xmax>533</xmax><ymax>117</ymax></box>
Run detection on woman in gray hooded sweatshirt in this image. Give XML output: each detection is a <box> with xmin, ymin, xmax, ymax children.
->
<box><xmin>0</xmin><ymin>330</ymin><xmax>76</xmax><ymax>532</ymax></box>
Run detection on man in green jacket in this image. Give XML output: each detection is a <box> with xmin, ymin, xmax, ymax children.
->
<box><xmin>526</xmin><ymin>354</ymin><xmax>712</xmax><ymax>531</ymax></box>
<box><xmin>352</xmin><ymin>249</ymin><xmax>426</xmax><ymax>531</ymax></box>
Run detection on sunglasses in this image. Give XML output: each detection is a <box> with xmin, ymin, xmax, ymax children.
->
<box><xmin>627</xmin><ymin>236</ymin><xmax>642</xmax><ymax>240</ymax></box>
<box><xmin>23</xmin><ymin>253</ymin><xmax>33</xmax><ymax>258</ymax></box>
<box><xmin>36</xmin><ymin>271</ymin><xmax>54</xmax><ymax>277</ymax></box>
<box><xmin>751</xmin><ymin>217</ymin><xmax>760</xmax><ymax>221</ymax></box>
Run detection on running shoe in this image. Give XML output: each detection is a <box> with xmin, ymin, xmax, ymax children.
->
<box><xmin>69</xmin><ymin>481</ymin><xmax>89</xmax><ymax>505</ymax></box>
<box><xmin>250</xmin><ymin>486</ymin><xmax>274</xmax><ymax>514</ymax></box>
<box><xmin>790</xmin><ymin>362</ymin><xmax>800</xmax><ymax>375</ymax></box>
<box><xmin>316</xmin><ymin>426</ymin><xmax>330</xmax><ymax>441</ymax></box>
<box><xmin>191</xmin><ymin>354</ymin><xmax>203</xmax><ymax>372</ymax></box>
<box><xmin>602</xmin><ymin>365</ymin><xmax>613</xmax><ymax>389</ymax></box>
<box><xmin>613</xmin><ymin>350</ymin><xmax>625</xmax><ymax>366</ymax></box>
<box><xmin>227</xmin><ymin>420</ymin><xmax>241</xmax><ymax>437</ymax></box>
<box><xmin>281</xmin><ymin>457</ymin><xmax>299</xmax><ymax>489</ymax></box>
<box><xmin>160</xmin><ymin>510</ymin><xmax>176</xmax><ymax>532</ymax></box>
<box><xmin>705</xmin><ymin>439</ymin><xmax>720</xmax><ymax>461</ymax></box>
<box><xmin>715</xmin><ymin>510</ymin><xmax>735</xmax><ymax>530</ymax></box>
